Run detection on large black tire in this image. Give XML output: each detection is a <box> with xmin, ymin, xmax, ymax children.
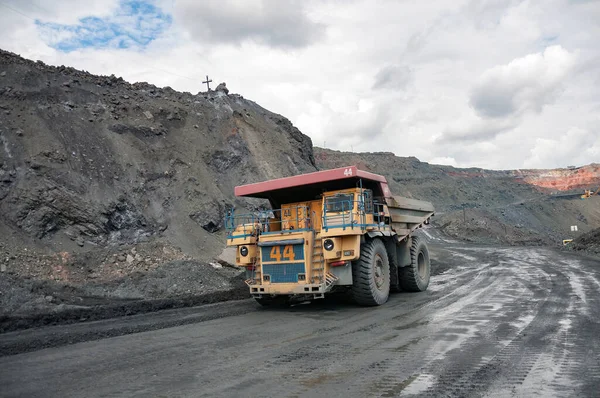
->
<box><xmin>400</xmin><ymin>236</ymin><xmax>430</xmax><ymax>292</ymax></box>
<box><xmin>254</xmin><ymin>296</ymin><xmax>290</xmax><ymax>307</ymax></box>
<box><xmin>351</xmin><ymin>239</ymin><xmax>390</xmax><ymax>306</ymax></box>
<box><xmin>386</xmin><ymin>240</ymin><xmax>401</xmax><ymax>293</ymax></box>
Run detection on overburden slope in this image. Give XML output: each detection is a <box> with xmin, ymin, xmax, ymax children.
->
<box><xmin>0</xmin><ymin>49</ymin><xmax>317</xmax><ymax>255</ymax></box>
<box><xmin>0</xmin><ymin>49</ymin><xmax>316</xmax><ymax>320</ymax></box>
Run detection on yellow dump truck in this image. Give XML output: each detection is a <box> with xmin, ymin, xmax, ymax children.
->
<box><xmin>225</xmin><ymin>166</ymin><xmax>435</xmax><ymax>306</ymax></box>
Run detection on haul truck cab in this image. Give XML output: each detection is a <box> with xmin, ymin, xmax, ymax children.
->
<box><xmin>225</xmin><ymin>166</ymin><xmax>435</xmax><ymax>306</ymax></box>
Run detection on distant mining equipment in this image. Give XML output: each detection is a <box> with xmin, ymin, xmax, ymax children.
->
<box><xmin>581</xmin><ymin>187</ymin><xmax>599</xmax><ymax>199</ymax></box>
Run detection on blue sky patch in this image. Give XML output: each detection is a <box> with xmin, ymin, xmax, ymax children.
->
<box><xmin>36</xmin><ymin>0</ymin><xmax>172</xmax><ymax>52</ymax></box>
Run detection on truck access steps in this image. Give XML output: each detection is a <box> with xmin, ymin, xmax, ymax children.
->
<box><xmin>312</xmin><ymin>233</ymin><xmax>325</xmax><ymax>283</ymax></box>
<box><xmin>325</xmin><ymin>272</ymin><xmax>338</xmax><ymax>288</ymax></box>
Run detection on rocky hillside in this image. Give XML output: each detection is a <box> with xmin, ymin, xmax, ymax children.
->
<box><xmin>0</xmin><ymin>49</ymin><xmax>317</xmax><ymax>321</ymax></box>
<box><xmin>0</xmin><ymin>49</ymin><xmax>316</xmax><ymax>259</ymax></box>
<box><xmin>315</xmin><ymin>148</ymin><xmax>600</xmax><ymax>246</ymax></box>
<box><xmin>521</xmin><ymin>165</ymin><xmax>600</xmax><ymax>191</ymax></box>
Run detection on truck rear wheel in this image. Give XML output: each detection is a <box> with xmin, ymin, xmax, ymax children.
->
<box><xmin>386</xmin><ymin>240</ymin><xmax>401</xmax><ymax>293</ymax></box>
<box><xmin>400</xmin><ymin>236</ymin><xmax>430</xmax><ymax>292</ymax></box>
<box><xmin>352</xmin><ymin>239</ymin><xmax>390</xmax><ymax>306</ymax></box>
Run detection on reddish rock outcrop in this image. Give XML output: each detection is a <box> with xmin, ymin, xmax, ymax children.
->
<box><xmin>518</xmin><ymin>164</ymin><xmax>600</xmax><ymax>191</ymax></box>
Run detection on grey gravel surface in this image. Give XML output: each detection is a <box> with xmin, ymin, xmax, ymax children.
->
<box><xmin>1</xmin><ymin>239</ymin><xmax>599</xmax><ymax>397</ymax></box>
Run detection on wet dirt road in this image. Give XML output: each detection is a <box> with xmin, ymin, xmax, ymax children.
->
<box><xmin>1</xmin><ymin>242</ymin><xmax>599</xmax><ymax>397</ymax></box>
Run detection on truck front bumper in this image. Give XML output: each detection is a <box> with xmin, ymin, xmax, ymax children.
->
<box><xmin>246</xmin><ymin>281</ymin><xmax>329</xmax><ymax>297</ymax></box>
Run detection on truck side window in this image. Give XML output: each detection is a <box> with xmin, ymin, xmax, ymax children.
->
<box><xmin>362</xmin><ymin>190</ymin><xmax>374</xmax><ymax>213</ymax></box>
<box><xmin>325</xmin><ymin>194</ymin><xmax>354</xmax><ymax>212</ymax></box>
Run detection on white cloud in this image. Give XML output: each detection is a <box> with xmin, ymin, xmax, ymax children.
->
<box><xmin>173</xmin><ymin>0</ymin><xmax>324</xmax><ymax>48</ymax></box>
<box><xmin>437</xmin><ymin>116</ymin><xmax>518</xmax><ymax>144</ymax></box>
<box><xmin>525</xmin><ymin>127</ymin><xmax>600</xmax><ymax>169</ymax></box>
<box><xmin>429</xmin><ymin>157</ymin><xmax>458</xmax><ymax>167</ymax></box>
<box><xmin>470</xmin><ymin>46</ymin><xmax>576</xmax><ymax>118</ymax></box>
<box><xmin>373</xmin><ymin>65</ymin><xmax>412</xmax><ymax>90</ymax></box>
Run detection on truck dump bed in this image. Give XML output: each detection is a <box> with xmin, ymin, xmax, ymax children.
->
<box><xmin>235</xmin><ymin>166</ymin><xmax>434</xmax><ymax>240</ymax></box>
<box><xmin>386</xmin><ymin>196</ymin><xmax>435</xmax><ymax>240</ymax></box>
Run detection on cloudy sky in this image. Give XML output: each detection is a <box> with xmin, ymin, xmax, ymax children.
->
<box><xmin>1</xmin><ymin>0</ymin><xmax>599</xmax><ymax>170</ymax></box>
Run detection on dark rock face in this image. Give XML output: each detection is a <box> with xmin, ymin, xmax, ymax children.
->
<box><xmin>0</xmin><ymin>48</ymin><xmax>318</xmax><ymax>257</ymax></box>
<box><xmin>189</xmin><ymin>199</ymin><xmax>229</xmax><ymax>233</ymax></box>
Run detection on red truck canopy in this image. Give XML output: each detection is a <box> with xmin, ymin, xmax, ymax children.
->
<box><xmin>235</xmin><ymin>166</ymin><xmax>392</xmax><ymax>208</ymax></box>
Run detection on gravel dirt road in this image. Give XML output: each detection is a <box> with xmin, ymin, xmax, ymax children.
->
<box><xmin>1</xmin><ymin>238</ymin><xmax>599</xmax><ymax>397</ymax></box>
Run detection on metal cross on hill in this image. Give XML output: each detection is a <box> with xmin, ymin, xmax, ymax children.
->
<box><xmin>202</xmin><ymin>75</ymin><xmax>212</xmax><ymax>91</ymax></box>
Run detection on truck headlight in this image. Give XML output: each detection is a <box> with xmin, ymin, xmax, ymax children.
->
<box><xmin>240</xmin><ymin>246</ymin><xmax>249</xmax><ymax>257</ymax></box>
<box><xmin>324</xmin><ymin>239</ymin><xmax>334</xmax><ymax>251</ymax></box>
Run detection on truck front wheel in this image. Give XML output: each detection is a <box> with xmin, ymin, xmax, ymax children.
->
<box><xmin>400</xmin><ymin>236</ymin><xmax>430</xmax><ymax>292</ymax></box>
<box><xmin>351</xmin><ymin>239</ymin><xmax>390</xmax><ymax>306</ymax></box>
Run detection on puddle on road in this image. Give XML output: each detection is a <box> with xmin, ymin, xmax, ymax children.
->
<box><xmin>428</xmin><ymin>262</ymin><xmax>491</xmax><ymax>293</ymax></box>
<box><xmin>426</xmin><ymin>320</ymin><xmax>487</xmax><ymax>360</ymax></box>
<box><xmin>378</xmin><ymin>373</ymin><xmax>436</xmax><ymax>397</ymax></box>
<box><xmin>428</xmin><ymin>269</ymin><xmax>460</xmax><ymax>292</ymax></box>
<box><xmin>393</xmin><ymin>336</ymin><xmax>426</xmax><ymax>353</ymax></box>
<box><xmin>399</xmin><ymin>373</ymin><xmax>435</xmax><ymax>396</ymax></box>
<box><xmin>393</xmin><ymin>319</ymin><xmax>430</xmax><ymax>330</ymax></box>
<box><xmin>510</xmin><ymin>313</ymin><xmax>535</xmax><ymax>330</ymax></box>
<box><xmin>565</xmin><ymin>270</ymin><xmax>589</xmax><ymax>313</ymax></box>
<box><xmin>476</xmin><ymin>302</ymin><xmax>504</xmax><ymax>312</ymax></box>
<box><xmin>449</xmin><ymin>251</ymin><xmax>478</xmax><ymax>262</ymax></box>
<box><xmin>298</xmin><ymin>369</ymin><xmax>351</xmax><ymax>388</ymax></box>
<box><xmin>443</xmin><ymin>327</ymin><xmax>470</xmax><ymax>334</ymax></box>
<box><xmin>558</xmin><ymin>317</ymin><xmax>572</xmax><ymax>330</ymax></box>
<box><xmin>452</xmin><ymin>319</ymin><xmax>481</xmax><ymax>326</ymax></box>
<box><xmin>435</xmin><ymin>334</ymin><xmax>460</xmax><ymax>342</ymax></box>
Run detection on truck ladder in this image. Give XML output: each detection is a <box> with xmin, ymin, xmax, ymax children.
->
<box><xmin>311</xmin><ymin>232</ymin><xmax>325</xmax><ymax>283</ymax></box>
<box><xmin>245</xmin><ymin>262</ymin><xmax>261</xmax><ymax>286</ymax></box>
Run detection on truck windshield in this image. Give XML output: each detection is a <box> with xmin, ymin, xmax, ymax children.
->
<box><xmin>325</xmin><ymin>194</ymin><xmax>354</xmax><ymax>212</ymax></box>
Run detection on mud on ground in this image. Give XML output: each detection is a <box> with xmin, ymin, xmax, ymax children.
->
<box><xmin>2</xmin><ymin>242</ymin><xmax>599</xmax><ymax>397</ymax></box>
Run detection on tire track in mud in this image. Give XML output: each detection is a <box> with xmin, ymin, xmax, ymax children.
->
<box><xmin>513</xmin><ymin>254</ymin><xmax>600</xmax><ymax>397</ymax></box>
<box><xmin>203</xmin><ymin>248</ymin><xmax>600</xmax><ymax>398</ymax></box>
<box><xmin>394</xmin><ymin>248</ymin><xmax>598</xmax><ymax>397</ymax></box>
<box><xmin>302</xmin><ymin>256</ymin><xmax>501</xmax><ymax>397</ymax></box>
<box><xmin>367</xmin><ymin>259</ymin><xmax>548</xmax><ymax>397</ymax></box>
<box><xmin>346</xmin><ymin>247</ymin><xmax>552</xmax><ymax>396</ymax></box>
<box><xmin>279</xmin><ymin>248</ymin><xmax>505</xmax><ymax>397</ymax></box>
<box><xmin>201</xmin><ymin>251</ymin><xmax>500</xmax><ymax>398</ymax></box>
<box><xmin>1</xmin><ymin>246</ymin><xmax>598</xmax><ymax>398</ymax></box>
